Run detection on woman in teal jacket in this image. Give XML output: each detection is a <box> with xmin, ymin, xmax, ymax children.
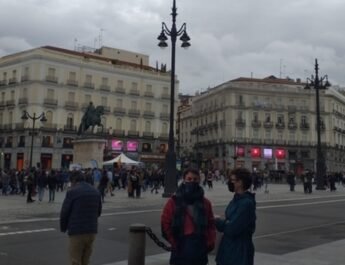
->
<box><xmin>215</xmin><ymin>168</ymin><xmax>256</xmax><ymax>265</ymax></box>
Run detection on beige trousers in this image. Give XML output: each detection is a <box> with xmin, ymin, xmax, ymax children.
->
<box><xmin>69</xmin><ymin>234</ymin><xmax>96</xmax><ymax>265</ymax></box>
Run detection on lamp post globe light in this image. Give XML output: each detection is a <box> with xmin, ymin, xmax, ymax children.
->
<box><xmin>21</xmin><ymin>110</ymin><xmax>47</xmax><ymax>169</ymax></box>
<box><xmin>157</xmin><ymin>0</ymin><xmax>191</xmax><ymax>197</ymax></box>
<box><xmin>305</xmin><ymin>59</ymin><xmax>330</xmax><ymax>190</ymax></box>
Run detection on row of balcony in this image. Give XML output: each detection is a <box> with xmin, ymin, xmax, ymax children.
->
<box><xmin>0</xmin><ymin>76</ymin><xmax>171</xmax><ymax>99</ymax></box>
<box><xmin>0</xmin><ymin>123</ymin><xmax>169</xmax><ymax>139</ymax></box>
<box><xmin>236</xmin><ymin>119</ymin><xmax>325</xmax><ymax>130</ymax></box>
<box><xmin>194</xmin><ymin>138</ymin><xmax>327</xmax><ymax>147</ymax></box>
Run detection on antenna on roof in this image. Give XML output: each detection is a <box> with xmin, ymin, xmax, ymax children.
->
<box><xmin>99</xmin><ymin>28</ymin><xmax>104</xmax><ymax>47</ymax></box>
<box><xmin>74</xmin><ymin>38</ymin><xmax>78</xmax><ymax>51</ymax></box>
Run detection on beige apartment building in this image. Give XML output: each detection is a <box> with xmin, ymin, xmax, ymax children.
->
<box><xmin>0</xmin><ymin>46</ymin><xmax>177</xmax><ymax>170</ymax></box>
<box><xmin>179</xmin><ymin>76</ymin><xmax>345</xmax><ymax>174</ymax></box>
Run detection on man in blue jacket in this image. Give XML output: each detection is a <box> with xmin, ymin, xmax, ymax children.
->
<box><xmin>215</xmin><ymin>167</ymin><xmax>256</xmax><ymax>265</ymax></box>
<box><xmin>60</xmin><ymin>171</ymin><xmax>102</xmax><ymax>265</ymax></box>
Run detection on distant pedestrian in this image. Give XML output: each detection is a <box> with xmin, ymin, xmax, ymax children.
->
<box><xmin>48</xmin><ymin>170</ymin><xmax>57</xmax><ymax>202</ymax></box>
<box><xmin>287</xmin><ymin>171</ymin><xmax>296</xmax><ymax>192</ymax></box>
<box><xmin>60</xmin><ymin>171</ymin><xmax>102</xmax><ymax>265</ymax></box>
<box><xmin>26</xmin><ymin>171</ymin><xmax>35</xmax><ymax>203</ymax></box>
<box><xmin>215</xmin><ymin>167</ymin><xmax>256</xmax><ymax>265</ymax></box>
<box><xmin>161</xmin><ymin>168</ymin><xmax>216</xmax><ymax>265</ymax></box>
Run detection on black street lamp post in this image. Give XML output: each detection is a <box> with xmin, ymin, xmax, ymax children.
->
<box><xmin>232</xmin><ymin>140</ymin><xmax>238</xmax><ymax>169</ymax></box>
<box><xmin>21</xmin><ymin>111</ymin><xmax>47</xmax><ymax>169</ymax></box>
<box><xmin>305</xmin><ymin>59</ymin><xmax>330</xmax><ymax>190</ymax></box>
<box><xmin>157</xmin><ymin>0</ymin><xmax>191</xmax><ymax>197</ymax></box>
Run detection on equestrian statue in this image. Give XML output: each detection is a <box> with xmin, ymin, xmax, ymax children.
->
<box><xmin>77</xmin><ymin>102</ymin><xmax>104</xmax><ymax>135</ymax></box>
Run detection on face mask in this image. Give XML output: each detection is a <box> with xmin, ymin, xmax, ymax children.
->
<box><xmin>184</xmin><ymin>182</ymin><xmax>199</xmax><ymax>194</ymax></box>
<box><xmin>227</xmin><ymin>181</ymin><xmax>235</xmax><ymax>192</ymax></box>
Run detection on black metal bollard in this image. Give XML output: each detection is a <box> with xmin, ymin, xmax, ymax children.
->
<box><xmin>128</xmin><ymin>224</ymin><xmax>146</xmax><ymax>265</ymax></box>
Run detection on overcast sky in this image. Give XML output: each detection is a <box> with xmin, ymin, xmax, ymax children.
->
<box><xmin>1</xmin><ymin>0</ymin><xmax>345</xmax><ymax>94</ymax></box>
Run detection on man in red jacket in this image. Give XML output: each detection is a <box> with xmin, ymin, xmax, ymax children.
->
<box><xmin>161</xmin><ymin>168</ymin><xmax>216</xmax><ymax>265</ymax></box>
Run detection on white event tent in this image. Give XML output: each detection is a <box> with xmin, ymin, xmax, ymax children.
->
<box><xmin>102</xmin><ymin>153</ymin><xmax>141</xmax><ymax>166</ymax></box>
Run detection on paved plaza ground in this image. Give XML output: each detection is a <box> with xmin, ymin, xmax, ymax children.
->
<box><xmin>1</xmin><ymin>182</ymin><xmax>345</xmax><ymax>264</ymax></box>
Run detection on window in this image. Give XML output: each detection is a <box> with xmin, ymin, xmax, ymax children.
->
<box><xmin>24</xmin><ymin>67</ymin><xmax>29</xmax><ymax>76</ymax></box>
<box><xmin>102</xmin><ymin>77</ymin><xmax>108</xmax><ymax>85</ymax></box>
<box><xmin>277</xmin><ymin>113</ymin><xmax>284</xmax><ymax>123</ymax></box>
<box><xmin>301</xmin><ymin>115</ymin><xmax>307</xmax><ymax>124</ymax></box>
<box><xmin>145</xmin><ymin>102</ymin><xmax>152</xmax><ymax>111</ymax></box>
<box><xmin>68</xmin><ymin>92</ymin><xmax>75</xmax><ymax>101</ymax></box>
<box><xmin>265</xmin><ymin>130</ymin><xmax>271</xmax><ymax>139</ymax></box>
<box><xmin>85</xmin><ymin>74</ymin><xmax>92</xmax><ymax>83</ymax></box>
<box><xmin>101</xmin><ymin>97</ymin><xmax>107</xmax><ymax>106</ymax></box>
<box><xmin>162</xmin><ymin>104</ymin><xmax>168</xmax><ymax>113</ymax></box>
<box><xmin>117</xmin><ymin>80</ymin><xmax>123</xmax><ymax>88</ymax></box>
<box><xmin>289</xmin><ymin>132</ymin><xmax>295</xmax><ymax>141</ymax></box>
<box><xmin>12</xmin><ymin>70</ymin><xmax>16</xmax><ymax>78</ymax></box>
<box><xmin>69</xmin><ymin>72</ymin><xmax>76</xmax><ymax>80</ymax></box>
<box><xmin>8</xmin><ymin>111</ymin><xmax>13</xmax><ymax>124</ymax></box>
<box><xmin>163</xmin><ymin>87</ymin><xmax>169</xmax><ymax>95</ymax></box>
<box><xmin>84</xmin><ymin>94</ymin><xmax>91</xmax><ymax>103</ymax></box>
<box><xmin>3</xmin><ymin>72</ymin><xmax>7</xmax><ymax>80</ymax></box>
<box><xmin>66</xmin><ymin>114</ymin><xmax>73</xmax><ymax>127</ymax></box>
<box><xmin>146</xmin><ymin>84</ymin><xmax>152</xmax><ymax>92</ymax></box>
<box><xmin>46</xmin><ymin>111</ymin><xmax>53</xmax><ymax>124</ymax></box>
<box><xmin>21</xmin><ymin>87</ymin><xmax>28</xmax><ymax>98</ymax></box>
<box><xmin>1</xmin><ymin>92</ymin><xmax>5</xmax><ymax>101</ymax></box>
<box><xmin>116</xmin><ymin>118</ymin><xmax>122</xmax><ymax>129</ymax></box>
<box><xmin>48</xmin><ymin>68</ymin><xmax>56</xmax><ymax>77</ymax></box>
<box><xmin>265</xmin><ymin>113</ymin><xmax>271</xmax><ymax>122</ymax></box>
<box><xmin>10</xmin><ymin>90</ymin><xmax>15</xmax><ymax>100</ymax></box>
<box><xmin>277</xmin><ymin>132</ymin><xmax>283</xmax><ymax>140</ymax></box>
<box><xmin>288</xmin><ymin>113</ymin><xmax>295</xmax><ymax>123</ymax></box>
<box><xmin>162</xmin><ymin>122</ymin><xmax>168</xmax><ymax>134</ymax></box>
<box><xmin>145</xmin><ymin>121</ymin><xmax>151</xmax><ymax>131</ymax></box>
<box><xmin>253</xmin><ymin>112</ymin><xmax>259</xmax><ymax>121</ymax></box>
<box><xmin>116</xmin><ymin>99</ymin><xmax>123</xmax><ymax>107</ymax></box>
<box><xmin>302</xmin><ymin>132</ymin><xmax>308</xmax><ymax>142</ymax></box>
<box><xmin>47</xmin><ymin>89</ymin><xmax>54</xmax><ymax>99</ymax></box>
<box><xmin>236</xmin><ymin>128</ymin><xmax>244</xmax><ymax>138</ymax></box>
<box><xmin>0</xmin><ymin>113</ymin><xmax>3</xmax><ymax>125</ymax></box>
<box><xmin>237</xmin><ymin>111</ymin><xmax>243</xmax><ymax>119</ymax></box>
<box><xmin>130</xmin><ymin>120</ymin><xmax>137</xmax><ymax>131</ymax></box>
<box><xmin>131</xmin><ymin>82</ymin><xmax>138</xmax><ymax>90</ymax></box>
<box><xmin>131</xmin><ymin>101</ymin><xmax>137</xmax><ymax>109</ymax></box>
<box><xmin>253</xmin><ymin>129</ymin><xmax>259</xmax><ymax>139</ymax></box>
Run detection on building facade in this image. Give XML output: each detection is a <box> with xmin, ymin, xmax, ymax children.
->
<box><xmin>0</xmin><ymin>46</ymin><xmax>178</xmax><ymax>170</ymax></box>
<box><xmin>179</xmin><ymin>76</ymin><xmax>345</xmax><ymax>174</ymax></box>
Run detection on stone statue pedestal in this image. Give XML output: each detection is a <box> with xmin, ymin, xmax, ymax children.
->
<box><xmin>73</xmin><ymin>138</ymin><xmax>106</xmax><ymax>168</ymax></box>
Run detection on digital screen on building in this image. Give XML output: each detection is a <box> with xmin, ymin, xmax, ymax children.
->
<box><xmin>275</xmin><ymin>149</ymin><xmax>286</xmax><ymax>159</ymax></box>
<box><xmin>111</xmin><ymin>140</ymin><xmax>123</xmax><ymax>151</ymax></box>
<box><xmin>251</xmin><ymin>147</ymin><xmax>261</xmax><ymax>158</ymax></box>
<box><xmin>127</xmin><ymin>141</ymin><xmax>138</xmax><ymax>152</ymax></box>
<box><xmin>263</xmin><ymin>148</ymin><xmax>272</xmax><ymax>159</ymax></box>
<box><xmin>236</xmin><ymin>146</ymin><xmax>245</xmax><ymax>157</ymax></box>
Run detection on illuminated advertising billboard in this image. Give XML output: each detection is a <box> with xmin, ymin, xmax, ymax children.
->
<box><xmin>263</xmin><ymin>148</ymin><xmax>272</xmax><ymax>159</ymax></box>
<box><xmin>127</xmin><ymin>141</ymin><xmax>138</xmax><ymax>152</ymax></box>
<box><xmin>111</xmin><ymin>140</ymin><xmax>123</xmax><ymax>151</ymax></box>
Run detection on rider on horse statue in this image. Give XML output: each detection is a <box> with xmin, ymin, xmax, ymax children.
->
<box><xmin>78</xmin><ymin>102</ymin><xmax>104</xmax><ymax>135</ymax></box>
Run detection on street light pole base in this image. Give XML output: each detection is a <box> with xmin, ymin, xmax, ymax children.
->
<box><xmin>162</xmin><ymin>149</ymin><xmax>177</xmax><ymax>198</ymax></box>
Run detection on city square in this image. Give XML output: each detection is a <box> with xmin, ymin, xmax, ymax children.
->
<box><xmin>1</xmin><ymin>0</ymin><xmax>345</xmax><ymax>264</ymax></box>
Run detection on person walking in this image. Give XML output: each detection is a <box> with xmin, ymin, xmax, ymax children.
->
<box><xmin>60</xmin><ymin>171</ymin><xmax>102</xmax><ymax>265</ymax></box>
<box><xmin>215</xmin><ymin>167</ymin><xmax>256</xmax><ymax>265</ymax></box>
<box><xmin>287</xmin><ymin>171</ymin><xmax>296</xmax><ymax>192</ymax></box>
<box><xmin>26</xmin><ymin>170</ymin><xmax>35</xmax><ymax>203</ymax></box>
<box><xmin>37</xmin><ymin>170</ymin><xmax>48</xmax><ymax>202</ymax></box>
<box><xmin>48</xmin><ymin>170</ymin><xmax>57</xmax><ymax>202</ymax></box>
<box><xmin>161</xmin><ymin>168</ymin><xmax>216</xmax><ymax>265</ymax></box>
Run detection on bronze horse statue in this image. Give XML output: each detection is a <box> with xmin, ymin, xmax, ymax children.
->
<box><xmin>78</xmin><ymin>104</ymin><xmax>104</xmax><ymax>135</ymax></box>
